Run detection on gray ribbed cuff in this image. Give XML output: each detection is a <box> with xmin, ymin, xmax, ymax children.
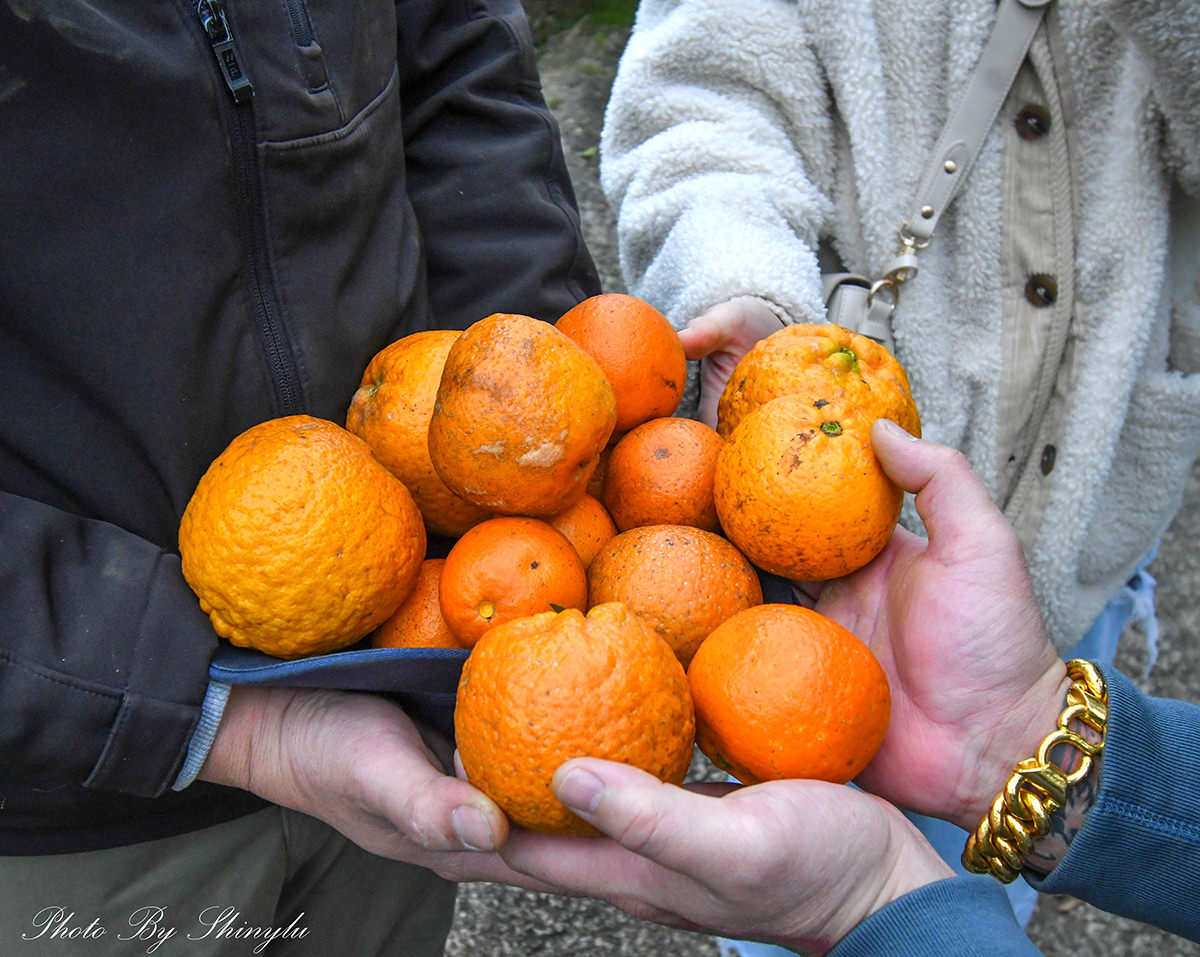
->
<box><xmin>171</xmin><ymin>680</ymin><xmax>232</xmax><ymax>791</ymax></box>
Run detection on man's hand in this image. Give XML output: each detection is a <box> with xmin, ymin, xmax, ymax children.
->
<box><xmin>199</xmin><ymin>685</ymin><xmax>557</xmax><ymax>888</ymax></box>
<box><xmin>500</xmin><ymin>759</ymin><xmax>952</xmax><ymax>955</ymax></box>
<box><xmin>490</xmin><ymin>423</ymin><xmax>1074</xmax><ymax>952</ymax></box>
<box><xmin>815</xmin><ymin>419</ymin><xmax>1069</xmax><ymax>829</ymax></box>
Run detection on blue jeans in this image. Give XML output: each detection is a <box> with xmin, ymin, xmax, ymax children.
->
<box><xmin>716</xmin><ymin>550</ymin><xmax>1160</xmax><ymax>957</ymax></box>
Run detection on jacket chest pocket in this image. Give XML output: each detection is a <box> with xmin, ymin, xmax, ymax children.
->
<box><xmin>207</xmin><ymin>0</ymin><xmax>398</xmax><ymax>142</ymax></box>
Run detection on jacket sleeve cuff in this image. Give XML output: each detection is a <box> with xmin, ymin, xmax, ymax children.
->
<box><xmin>830</xmin><ymin>876</ymin><xmax>1040</xmax><ymax>956</ymax></box>
<box><xmin>171</xmin><ymin>680</ymin><xmax>232</xmax><ymax>791</ymax></box>
<box><xmin>1026</xmin><ymin>665</ymin><xmax>1200</xmax><ymax>940</ymax></box>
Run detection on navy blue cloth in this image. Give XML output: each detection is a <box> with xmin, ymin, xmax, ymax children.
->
<box><xmin>833</xmin><ymin>877</ymin><xmax>1039</xmax><ymax>956</ymax></box>
<box><xmin>210</xmin><ymin>645</ymin><xmax>468</xmax><ymax>740</ymax></box>
<box><xmin>1030</xmin><ymin>666</ymin><xmax>1200</xmax><ymax>941</ymax></box>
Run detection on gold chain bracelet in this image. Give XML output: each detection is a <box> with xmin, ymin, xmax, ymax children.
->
<box><xmin>962</xmin><ymin>659</ymin><xmax>1108</xmax><ymax>883</ymax></box>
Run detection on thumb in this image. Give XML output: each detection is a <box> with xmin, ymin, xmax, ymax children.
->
<box><xmin>357</xmin><ymin>729</ymin><xmax>511</xmax><ymax>853</ymax></box>
<box><xmin>554</xmin><ymin>762</ymin><xmax>710</xmax><ymax>868</ymax></box>
<box><xmin>553</xmin><ymin>759</ymin><xmax>734</xmax><ymax>871</ymax></box>
<box><xmin>869</xmin><ymin>419</ymin><xmax>1017</xmax><ymax>561</ymax></box>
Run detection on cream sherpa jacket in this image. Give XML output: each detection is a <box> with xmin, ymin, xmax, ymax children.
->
<box><xmin>601</xmin><ymin>0</ymin><xmax>1200</xmax><ymax>652</ymax></box>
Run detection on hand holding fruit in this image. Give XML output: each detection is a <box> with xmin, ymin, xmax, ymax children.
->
<box><xmin>197</xmin><ymin>684</ymin><xmax>561</xmax><ymax>889</ymax></box>
<box><xmin>495</xmin><ymin>425</ymin><xmax>1071</xmax><ymax>952</ymax></box>
<box><xmin>817</xmin><ymin>419</ymin><xmax>1069</xmax><ymax>830</ymax></box>
<box><xmin>676</xmin><ymin>296</ymin><xmax>785</xmax><ymax>428</ymax></box>
<box><xmin>499</xmin><ymin>759</ymin><xmax>952</xmax><ymax>955</ymax></box>
<box><xmin>181</xmin><ymin>300</ymin><xmax>1057</xmax><ymax>915</ymax></box>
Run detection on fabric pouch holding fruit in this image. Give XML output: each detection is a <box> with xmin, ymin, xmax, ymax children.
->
<box><xmin>207</xmin><ymin>571</ymin><xmax>795</xmax><ymax>742</ymax></box>
<box><xmin>209</xmin><ymin>644</ymin><xmax>468</xmax><ymax>738</ymax></box>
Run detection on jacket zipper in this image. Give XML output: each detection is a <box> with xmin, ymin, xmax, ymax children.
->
<box><xmin>281</xmin><ymin>0</ymin><xmax>314</xmax><ymax>47</ymax></box>
<box><xmin>280</xmin><ymin>0</ymin><xmax>330</xmax><ymax>93</ymax></box>
<box><xmin>197</xmin><ymin>0</ymin><xmax>306</xmax><ymax>416</ymax></box>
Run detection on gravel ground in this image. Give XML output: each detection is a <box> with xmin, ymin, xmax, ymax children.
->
<box><xmin>445</xmin><ymin>14</ymin><xmax>1200</xmax><ymax>956</ymax></box>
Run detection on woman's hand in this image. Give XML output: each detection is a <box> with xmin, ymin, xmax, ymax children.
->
<box><xmin>677</xmin><ymin>296</ymin><xmax>785</xmax><ymax>428</ymax></box>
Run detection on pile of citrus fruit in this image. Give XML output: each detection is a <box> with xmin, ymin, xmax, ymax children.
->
<box><xmin>178</xmin><ymin>293</ymin><xmax>918</xmax><ymax>834</ymax></box>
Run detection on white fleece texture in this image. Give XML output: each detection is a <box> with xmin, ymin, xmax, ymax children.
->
<box><xmin>601</xmin><ymin>0</ymin><xmax>1200</xmax><ymax>651</ymax></box>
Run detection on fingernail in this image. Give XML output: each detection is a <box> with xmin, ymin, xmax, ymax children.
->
<box><xmin>451</xmin><ymin>805</ymin><xmax>495</xmax><ymax>852</ymax></box>
<box><xmin>875</xmin><ymin>417</ymin><xmax>918</xmax><ymax>440</ymax></box>
<box><xmin>555</xmin><ymin>766</ymin><xmax>605</xmax><ymax>814</ymax></box>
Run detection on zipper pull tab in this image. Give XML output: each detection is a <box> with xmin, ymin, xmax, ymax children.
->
<box><xmin>197</xmin><ymin>0</ymin><xmax>254</xmax><ymax>103</ymax></box>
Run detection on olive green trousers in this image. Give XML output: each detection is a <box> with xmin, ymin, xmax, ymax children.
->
<box><xmin>0</xmin><ymin>807</ymin><xmax>455</xmax><ymax>956</ymax></box>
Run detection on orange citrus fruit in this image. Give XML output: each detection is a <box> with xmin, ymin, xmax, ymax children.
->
<box><xmin>179</xmin><ymin>415</ymin><xmax>425</xmax><ymax>659</ymax></box>
<box><xmin>716</xmin><ymin>323</ymin><xmax>920</xmax><ymax>440</ymax></box>
<box><xmin>714</xmin><ymin>394</ymin><xmax>905</xmax><ymax>581</ymax></box>
<box><xmin>545</xmin><ymin>493</ymin><xmax>619</xmax><ymax>568</ymax></box>
<box><xmin>455</xmin><ymin>602</ymin><xmax>695</xmax><ymax>835</ymax></box>
<box><xmin>428</xmin><ymin>313</ymin><xmax>617</xmax><ymax>517</ymax></box>
<box><xmin>370</xmin><ymin>559</ymin><xmax>466</xmax><ymax>650</ymax></box>
<box><xmin>346</xmin><ymin>330</ymin><xmax>491</xmax><ymax>537</ymax></box>
<box><xmin>556</xmin><ymin>293</ymin><xmax>687</xmax><ymax>432</ymax></box>
<box><xmin>601</xmin><ymin>416</ymin><xmax>724</xmax><ymax>532</ymax></box>
<box><xmin>439</xmin><ymin>516</ymin><xmax>588</xmax><ymax>647</ymax></box>
<box><xmin>587</xmin><ymin>524</ymin><xmax>763</xmax><ymax>667</ymax></box>
<box><xmin>688</xmin><ymin>603</ymin><xmax>891</xmax><ymax>784</ymax></box>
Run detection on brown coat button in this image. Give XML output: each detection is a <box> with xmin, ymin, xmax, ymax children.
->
<box><xmin>1040</xmin><ymin>444</ymin><xmax>1057</xmax><ymax>475</ymax></box>
<box><xmin>1025</xmin><ymin>274</ymin><xmax>1058</xmax><ymax>307</ymax></box>
<box><xmin>1016</xmin><ymin>104</ymin><xmax>1051</xmax><ymax>140</ymax></box>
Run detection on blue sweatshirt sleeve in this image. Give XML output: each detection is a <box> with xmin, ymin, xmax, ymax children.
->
<box><xmin>833</xmin><ymin>663</ymin><xmax>1200</xmax><ymax>955</ymax></box>
<box><xmin>830</xmin><ymin>877</ymin><xmax>1040</xmax><ymax>956</ymax></box>
<box><xmin>1028</xmin><ymin>665</ymin><xmax>1200</xmax><ymax>942</ymax></box>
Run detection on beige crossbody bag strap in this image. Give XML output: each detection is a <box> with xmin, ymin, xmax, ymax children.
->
<box><xmin>825</xmin><ymin>0</ymin><xmax>1053</xmax><ymax>350</ymax></box>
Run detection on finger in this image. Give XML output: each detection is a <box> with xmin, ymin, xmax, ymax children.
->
<box><xmin>395</xmin><ymin>769</ymin><xmax>512</xmax><ymax>853</ymax></box>
<box><xmin>423</xmin><ymin>844</ymin><xmax>586</xmax><ymax>893</ymax></box>
<box><xmin>550</xmin><ymin>758</ymin><xmax>753</xmax><ymax>875</ymax></box>
<box><xmin>790</xmin><ymin>580</ymin><xmax>823</xmax><ymax>607</ymax></box>
<box><xmin>869</xmin><ymin>419</ymin><xmax>1016</xmax><ymax>558</ymax></box>
<box><xmin>678</xmin><ymin>314</ymin><xmax>726</xmax><ymax>360</ymax></box>
<box><xmin>498</xmin><ymin>824</ymin><xmax>705</xmax><ymax>929</ymax></box>
<box><xmin>499</xmin><ymin>792</ymin><xmax>710</xmax><ymax>911</ymax></box>
<box><xmin>696</xmin><ymin>379</ymin><xmax>720</xmax><ymax>429</ymax></box>
<box><xmin>354</xmin><ymin>717</ymin><xmax>512</xmax><ymax>854</ymax></box>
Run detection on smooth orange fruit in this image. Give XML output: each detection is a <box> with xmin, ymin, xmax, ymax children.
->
<box><xmin>714</xmin><ymin>394</ymin><xmax>905</xmax><ymax>581</ymax></box>
<box><xmin>179</xmin><ymin>415</ymin><xmax>425</xmax><ymax>659</ymax></box>
<box><xmin>545</xmin><ymin>493</ymin><xmax>618</xmax><ymax>568</ymax></box>
<box><xmin>429</xmin><ymin>313</ymin><xmax>617</xmax><ymax>517</ymax></box>
<box><xmin>556</xmin><ymin>293</ymin><xmax>687</xmax><ymax>432</ymax></box>
<box><xmin>602</xmin><ymin>416</ymin><xmax>724</xmax><ymax>532</ymax></box>
<box><xmin>371</xmin><ymin>559</ymin><xmax>466</xmax><ymax>650</ymax></box>
<box><xmin>346</xmin><ymin>331</ymin><xmax>491</xmax><ymax>537</ymax></box>
<box><xmin>716</xmin><ymin>323</ymin><xmax>920</xmax><ymax>440</ymax></box>
<box><xmin>455</xmin><ymin>602</ymin><xmax>695</xmax><ymax>835</ymax></box>
<box><xmin>439</xmin><ymin>516</ymin><xmax>588</xmax><ymax>647</ymax></box>
<box><xmin>587</xmin><ymin>524</ymin><xmax>763</xmax><ymax>667</ymax></box>
<box><xmin>688</xmin><ymin>603</ymin><xmax>891</xmax><ymax>784</ymax></box>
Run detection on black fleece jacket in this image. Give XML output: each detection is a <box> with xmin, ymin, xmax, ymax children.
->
<box><xmin>0</xmin><ymin>0</ymin><xmax>599</xmax><ymax>854</ymax></box>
